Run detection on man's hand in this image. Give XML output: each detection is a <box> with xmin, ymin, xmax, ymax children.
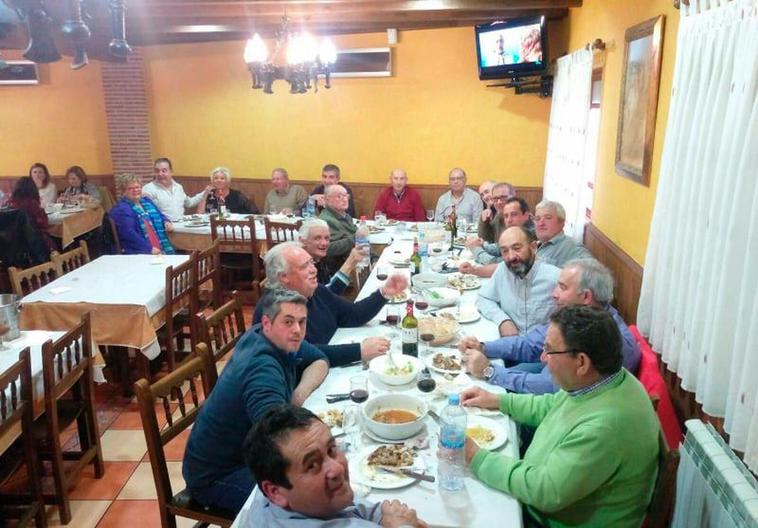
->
<box><xmin>202</xmin><ymin>185</ymin><xmax>213</xmax><ymax>195</ymax></box>
<box><xmin>341</xmin><ymin>246</ymin><xmax>364</xmax><ymax>275</ymax></box>
<box><xmin>458</xmin><ymin>262</ymin><xmax>477</xmax><ymax>275</ymax></box>
<box><xmin>463</xmin><ymin>348</ymin><xmax>490</xmax><ymax>379</ymax></box>
<box><xmin>381</xmin><ymin>274</ymin><xmax>408</xmax><ymax>298</ymax></box>
<box><xmin>464</xmin><ymin>436</ymin><xmax>481</xmax><ymax>466</ymax></box>
<box><xmin>460</xmin><ymin>386</ymin><xmax>500</xmax><ymax>410</ymax></box>
<box><xmin>457</xmin><ymin>336</ymin><xmax>482</xmax><ymax>353</ymax></box>
<box><xmin>151</xmin><ymin>247</ymin><xmax>161</xmax><ymax>255</ymax></box>
<box><xmin>498</xmin><ymin>320</ymin><xmax>519</xmax><ymax>337</ymax></box>
<box><xmin>164</xmin><ymin>221</ymin><xmax>174</xmax><ymax>232</ymax></box>
<box><xmin>312</xmin><ymin>193</ymin><xmax>325</xmax><ymax>207</ymax></box>
<box><xmin>380</xmin><ymin>499</ymin><xmax>428</xmax><ymax>528</ymax></box>
<box><xmin>360</xmin><ymin>337</ymin><xmax>390</xmax><ymax>362</ymax></box>
<box><xmin>465</xmin><ymin>237</ymin><xmax>483</xmax><ymax>250</ymax></box>
<box><xmin>480</xmin><ymin>209</ymin><xmax>492</xmax><ymax>222</ymax></box>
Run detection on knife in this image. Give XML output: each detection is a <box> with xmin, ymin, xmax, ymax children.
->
<box><xmin>427</xmin><ymin>409</ymin><xmax>442</xmax><ymax>426</ymax></box>
<box><xmin>326</xmin><ymin>393</ymin><xmax>351</xmax><ymax>404</ymax></box>
<box><xmin>377</xmin><ymin>466</ymin><xmax>435</xmax><ymax>483</ymax></box>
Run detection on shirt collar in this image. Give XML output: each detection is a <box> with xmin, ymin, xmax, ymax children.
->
<box><xmin>568</xmin><ymin>369</ymin><xmax>623</xmax><ymax>397</ymax></box>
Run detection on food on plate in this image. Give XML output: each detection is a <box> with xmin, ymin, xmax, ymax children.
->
<box><xmin>467</xmin><ymin>425</ymin><xmax>496</xmax><ymax>446</ymax></box>
<box><xmin>317</xmin><ymin>409</ymin><xmax>344</xmax><ymax>428</ymax></box>
<box><xmin>432</xmin><ymin>353</ymin><xmax>461</xmax><ymax>372</ymax></box>
<box><xmin>367</xmin><ymin>445</ymin><xmax>415</xmax><ymax>467</ymax></box>
<box><xmin>386</xmin><ymin>219</ymin><xmax>399</xmax><ymax>225</ymax></box>
<box><xmin>389</xmin><ymin>291</ymin><xmax>409</xmax><ymax>302</ymax></box>
<box><xmin>448</xmin><ymin>274</ymin><xmax>480</xmax><ymax>290</ymax></box>
<box><xmin>384</xmin><ymin>359</ymin><xmax>414</xmax><ymax>376</ymax></box>
<box><xmin>418</xmin><ymin>313</ymin><xmax>459</xmax><ymax>345</ymax></box>
<box><xmin>372</xmin><ymin>409</ymin><xmax>418</xmax><ymax>424</ymax></box>
<box><xmin>368</xmin><ymin>225</ymin><xmax>385</xmax><ymax>233</ymax></box>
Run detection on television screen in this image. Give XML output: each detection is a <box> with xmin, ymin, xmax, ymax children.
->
<box><xmin>475</xmin><ymin>16</ymin><xmax>548</xmax><ymax>80</ymax></box>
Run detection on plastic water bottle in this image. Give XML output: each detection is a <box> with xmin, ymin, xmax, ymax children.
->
<box><xmin>418</xmin><ymin>229</ymin><xmax>428</xmax><ymax>257</ymax></box>
<box><xmin>356</xmin><ymin>216</ymin><xmax>370</xmax><ymax>267</ymax></box>
<box><xmin>304</xmin><ymin>196</ymin><xmax>316</xmax><ymax>218</ymax></box>
<box><xmin>438</xmin><ymin>393</ymin><xmax>467</xmax><ymax>491</ymax></box>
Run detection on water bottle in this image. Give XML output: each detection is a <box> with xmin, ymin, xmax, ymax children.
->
<box><xmin>356</xmin><ymin>216</ymin><xmax>370</xmax><ymax>267</ymax></box>
<box><xmin>418</xmin><ymin>229</ymin><xmax>428</xmax><ymax>257</ymax></box>
<box><xmin>0</xmin><ymin>189</ymin><xmax>5</xmax><ymax>208</ymax></box>
<box><xmin>438</xmin><ymin>393</ymin><xmax>467</xmax><ymax>491</ymax></box>
<box><xmin>304</xmin><ymin>196</ymin><xmax>316</xmax><ymax>218</ymax></box>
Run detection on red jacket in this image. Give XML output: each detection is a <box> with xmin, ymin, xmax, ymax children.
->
<box><xmin>373</xmin><ymin>186</ymin><xmax>426</xmax><ymax>222</ymax></box>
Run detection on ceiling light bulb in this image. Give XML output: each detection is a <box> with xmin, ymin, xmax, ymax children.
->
<box><xmin>244</xmin><ymin>34</ymin><xmax>267</xmax><ymax>63</ymax></box>
<box><xmin>319</xmin><ymin>38</ymin><xmax>337</xmax><ymax>64</ymax></box>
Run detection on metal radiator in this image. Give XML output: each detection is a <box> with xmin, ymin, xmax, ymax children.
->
<box><xmin>672</xmin><ymin>420</ymin><xmax>758</xmax><ymax>528</ymax></box>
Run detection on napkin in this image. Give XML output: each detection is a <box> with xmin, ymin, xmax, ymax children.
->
<box><xmin>49</xmin><ymin>286</ymin><xmax>72</xmax><ymax>295</ymax></box>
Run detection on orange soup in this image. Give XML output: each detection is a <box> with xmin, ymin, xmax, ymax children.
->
<box><xmin>372</xmin><ymin>409</ymin><xmax>418</xmax><ymax>424</ymax></box>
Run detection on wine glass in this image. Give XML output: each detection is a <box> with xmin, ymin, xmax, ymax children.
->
<box><xmin>374</xmin><ymin>211</ymin><xmax>386</xmax><ymax>226</ymax></box>
<box><xmin>414</xmin><ymin>296</ymin><xmax>429</xmax><ymax>312</ymax></box>
<box><xmin>342</xmin><ymin>404</ymin><xmax>363</xmax><ymax>453</ymax></box>
<box><xmin>385</xmin><ymin>305</ymin><xmax>400</xmax><ymax>337</ymax></box>
<box><xmin>426</xmin><ymin>209</ymin><xmax>435</xmax><ymax>223</ymax></box>
<box><xmin>349</xmin><ymin>376</ymin><xmax>369</xmax><ymax>403</ymax></box>
<box><xmin>419</xmin><ymin>317</ymin><xmax>435</xmax><ymax>357</ymax></box>
<box><xmin>376</xmin><ymin>265</ymin><xmax>389</xmax><ymax>282</ymax></box>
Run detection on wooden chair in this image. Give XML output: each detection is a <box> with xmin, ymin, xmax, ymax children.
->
<box><xmin>194</xmin><ymin>291</ymin><xmax>246</xmax><ymax>363</ymax></box>
<box><xmin>162</xmin><ymin>255</ymin><xmax>197</xmax><ymax>373</ymax></box>
<box><xmin>106</xmin><ymin>215</ymin><xmax>122</xmax><ymax>255</ymax></box>
<box><xmin>645</xmin><ymin>397</ymin><xmax>680</xmax><ymax>528</ymax></box>
<box><xmin>210</xmin><ymin>216</ymin><xmax>264</xmax><ymax>304</ymax></box>
<box><xmin>195</xmin><ymin>239</ymin><xmax>222</xmax><ymax>313</ymax></box>
<box><xmin>98</xmin><ymin>186</ymin><xmax>116</xmax><ymax>212</ymax></box>
<box><xmin>264</xmin><ymin>217</ymin><xmax>302</xmax><ymax>249</ymax></box>
<box><xmin>8</xmin><ymin>260</ymin><xmax>58</xmax><ymax>297</ymax></box>
<box><xmin>37</xmin><ymin>313</ymin><xmax>103</xmax><ymax>524</ymax></box>
<box><xmin>52</xmin><ymin>240</ymin><xmax>90</xmax><ymax>276</ymax></box>
<box><xmin>0</xmin><ymin>348</ymin><xmax>46</xmax><ymax>527</ymax></box>
<box><xmin>134</xmin><ymin>343</ymin><xmax>233</xmax><ymax>528</ymax></box>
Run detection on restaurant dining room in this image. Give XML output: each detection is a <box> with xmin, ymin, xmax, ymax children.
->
<box><xmin>0</xmin><ymin>0</ymin><xmax>756</xmax><ymax>527</ymax></box>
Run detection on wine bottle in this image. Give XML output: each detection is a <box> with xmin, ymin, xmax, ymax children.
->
<box><xmin>207</xmin><ymin>189</ymin><xmax>219</xmax><ymax>215</ymax></box>
<box><xmin>448</xmin><ymin>204</ymin><xmax>458</xmax><ymax>249</ymax></box>
<box><xmin>410</xmin><ymin>237</ymin><xmax>422</xmax><ymax>275</ymax></box>
<box><xmin>401</xmin><ymin>301</ymin><xmax>418</xmax><ymax>357</ymax></box>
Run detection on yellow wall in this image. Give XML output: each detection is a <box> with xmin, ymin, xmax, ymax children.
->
<box><xmin>142</xmin><ymin>27</ymin><xmax>554</xmax><ymax>186</ymax></box>
<box><xmin>567</xmin><ymin>0</ymin><xmax>679</xmax><ymax>264</ymax></box>
<box><xmin>0</xmin><ymin>50</ymin><xmax>112</xmax><ymax>176</ymax></box>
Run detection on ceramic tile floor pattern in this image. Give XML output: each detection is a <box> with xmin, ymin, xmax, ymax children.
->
<box><xmin>27</xmin><ymin>307</ymin><xmax>253</xmax><ymax>527</ymax></box>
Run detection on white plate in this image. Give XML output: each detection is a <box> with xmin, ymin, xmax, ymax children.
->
<box><xmin>436</xmin><ymin>307</ymin><xmax>480</xmax><ymax>324</ymax></box>
<box><xmin>362</xmin><ymin>423</ymin><xmax>428</xmax><ymax>445</ymax></box>
<box><xmin>425</xmin><ymin>351</ymin><xmax>463</xmax><ymax>375</ymax></box>
<box><xmin>386</xmin><ymin>291</ymin><xmax>411</xmax><ymax>304</ymax></box>
<box><xmin>350</xmin><ymin>445</ymin><xmax>427</xmax><ymax>490</ymax></box>
<box><xmin>466</xmin><ymin>415</ymin><xmax>507</xmax><ymax>451</ymax></box>
<box><xmin>314</xmin><ymin>407</ymin><xmax>345</xmax><ymax>437</ymax></box>
<box><xmin>447</xmin><ymin>273</ymin><xmax>481</xmax><ymax>291</ymax></box>
<box><xmin>387</xmin><ymin>255</ymin><xmax>410</xmax><ymax>266</ymax></box>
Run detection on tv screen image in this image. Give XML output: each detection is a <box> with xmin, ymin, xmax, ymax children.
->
<box><xmin>478</xmin><ymin>23</ymin><xmax>543</xmax><ymax>68</ymax></box>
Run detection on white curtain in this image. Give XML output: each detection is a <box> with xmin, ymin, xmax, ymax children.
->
<box><xmin>637</xmin><ymin>0</ymin><xmax>758</xmax><ymax>473</ymax></box>
<box><xmin>542</xmin><ymin>48</ymin><xmax>594</xmax><ymax>240</ymax></box>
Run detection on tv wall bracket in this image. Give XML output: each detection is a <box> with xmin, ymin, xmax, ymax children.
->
<box><xmin>487</xmin><ymin>74</ymin><xmax>553</xmax><ymax>98</ymax></box>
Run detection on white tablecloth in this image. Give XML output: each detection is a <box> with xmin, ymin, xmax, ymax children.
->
<box><xmin>233</xmin><ymin>229</ymin><xmax>522</xmax><ymax>528</ymax></box>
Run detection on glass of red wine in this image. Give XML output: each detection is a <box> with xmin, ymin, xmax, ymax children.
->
<box><xmin>420</xmin><ymin>331</ymin><xmax>435</xmax><ymax>357</ymax></box>
<box><xmin>385</xmin><ymin>305</ymin><xmax>400</xmax><ymax>337</ymax></box>
<box><xmin>414</xmin><ymin>297</ymin><xmax>429</xmax><ymax>312</ymax></box>
<box><xmin>349</xmin><ymin>376</ymin><xmax>369</xmax><ymax>403</ymax></box>
<box><xmin>376</xmin><ymin>265</ymin><xmax>389</xmax><ymax>282</ymax></box>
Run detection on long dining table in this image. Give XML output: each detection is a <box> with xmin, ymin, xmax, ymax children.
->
<box><xmin>233</xmin><ymin>222</ymin><xmax>523</xmax><ymax>528</ymax></box>
<box><xmin>47</xmin><ymin>204</ymin><xmax>104</xmax><ymax>248</ymax></box>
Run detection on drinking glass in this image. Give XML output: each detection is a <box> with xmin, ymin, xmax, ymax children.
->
<box><xmin>418</xmin><ymin>317</ymin><xmax>435</xmax><ymax>357</ymax></box>
<box><xmin>349</xmin><ymin>376</ymin><xmax>369</xmax><ymax>403</ymax></box>
<box><xmin>385</xmin><ymin>305</ymin><xmax>400</xmax><ymax>337</ymax></box>
<box><xmin>269</xmin><ymin>205</ymin><xmax>278</xmax><ymax>215</ymax></box>
<box><xmin>342</xmin><ymin>404</ymin><xmax>363</xmax><ymax>453</ymax></box>
<box><xmin>426</xmin><ymin>209</ymin><xmax>435</xmax><ymax>222</ymax></box>
<box><xmin>414</xmin><ymin>296</ymin><xmax>429</xmax><ymax>312</ymax></box>
<box><xmin>374</xmin><ymin>211</ymin><xmax>386</xmax><ymax>226</ymax></box>
<box><xmin>376</xmin><ymin>265</ymin><xmax>389</xmax><ymax>282</ymax></box>
<box><xmin>0</xmin><ymin>322</ymin><xmax>9</xmax><ymax>351</ymax></box>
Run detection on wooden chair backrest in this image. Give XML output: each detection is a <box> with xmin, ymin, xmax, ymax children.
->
<box><xmin>108</xmin><ymin>215</ymin><xmax>122</xmax><ymax>255</ymax></box>
<box><xmin>196</xmin><ymin>239</ymin><xmax>222</xmax><ymax>310</ymax></box>
<box><xmin>264</xmin><ymin>218</ymin><xmax>302</xmax><ymax>249</ymax></box>
<box><xmin>52</xmin><ymin>240</ymin><xmax>90</xmax><ymax>276</ymax></box>
<box><xmin>646</xmin><ymin>395</ymin><xmax>680</xmax><ymax>528</ymax></box>
<box><xmin>41</xmin><ymin>312</ymin><xmax>93</xmax><ymax>402</ymax></box>
<box><xmin>133</xmin><ymin>343</ymin><xmax>217</xmax><ymax>513</ymax></box>
<box><xmin>210</xmin><ymin>215</ymin><xmax>264</xmax><ymax>281</ymax></box>
<box><xmin>0</xmin><ymin>347</ymin><xmax>32</xmax><ymax>456</ymax></box>
<box><xmin>8</xmin><ymin>260</ymin><xmax>58</xmax><ymax>297</ymax></box>
<box><xmin>165</xmin><ymin>255</ymin><xmax>197</xmax><ymax>321</ymax></box>
<box><xmin>99</xmin><ymin>186</ymin><xmax>116</xmax><ymax>212</ymax></box>
<box><xmin>194</xmin><ymin>292</ymin><xmax>246</xmax><ymax>363</ymax></box>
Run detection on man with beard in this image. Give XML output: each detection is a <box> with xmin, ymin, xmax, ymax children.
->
<box><xmin>477</xmin><ymin>226</ymin><xmax>560</xmax><ymax>337</ymax></box>
<box><xmin>241</xmin><ymin>405</ymin><xmax>428</xmax><ymax>527</ymax></box>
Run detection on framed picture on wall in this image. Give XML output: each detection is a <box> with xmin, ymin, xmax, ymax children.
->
<box><xmin>615</xmin><ymin>15</ymin><xmax>665</xmax><ymax>186</ymax></box>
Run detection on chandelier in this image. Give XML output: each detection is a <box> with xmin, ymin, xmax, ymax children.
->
<box><xmin>243</xmin><ymin>16</ymin><xmax>337</xmax><ymax>94</ymax></box>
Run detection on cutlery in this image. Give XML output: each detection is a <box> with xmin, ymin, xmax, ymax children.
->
<box><xmin>427</xmin><ymin>409</ymin><xmax>443</xmax><ymax>426</ymax></box>
<box><xmin>326</xmin><ymin>393</ymin><xmax>351</xmax><ymax>404</ymax></box>
<box><xmin>377</xmin><ymin>466</ymin><xmax>435</xmax><ymax>483</ymax></box>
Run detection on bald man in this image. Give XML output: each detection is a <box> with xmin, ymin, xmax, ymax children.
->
<box><xmin>373</xmin><ymin>169</ymin><xmax>426</xmax><ymax>221</ymax></box>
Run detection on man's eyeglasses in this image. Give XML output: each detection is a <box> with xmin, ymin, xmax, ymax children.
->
<box><xmin>542</xmin><ymin>346</ymin><xmax>580</xmax><ymax>356</ymax></box>
<box><xmin>492</xmin><ymin>195</ymin><xmax>510</xmax><ymax>202</ymax></box>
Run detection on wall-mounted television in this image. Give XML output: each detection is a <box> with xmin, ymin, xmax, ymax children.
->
<box><xmin>475</xmin><ymin>16</ymin><xmax>548</xmax><ymax>80</ymax></box>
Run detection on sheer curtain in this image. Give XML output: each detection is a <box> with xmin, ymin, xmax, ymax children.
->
<box><xmin>542</xmin><ymin>48</ymin><xmax>593</xmax><ymax>240</ymax></box>
<box><xmin>637</xmin><ymin>0</ymin><xmax>758</xmax><ymax>472</ymax></box>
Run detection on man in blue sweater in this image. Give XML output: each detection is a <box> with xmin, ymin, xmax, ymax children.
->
<box><xmin>459</xmin><ymin>258</ymin><xmax>641</xmax><ymax>394</ymax></box>
<box><xmin>183</xmin><ymin>289</ymin><xmax>329</xmax><ymax>513</ymax></box>
<box><xmin>254</xmin><ymin>242</ymin><xmax>409</xmax><ymax>367</ymax></box>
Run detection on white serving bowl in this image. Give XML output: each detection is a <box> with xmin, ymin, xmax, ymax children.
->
<box><xmin>426</xmin><ymin>287</ymin><xmax>461</xmax><ymax>308</ymax></box>
<box><xmin>411</xmin><ymin>272</ymin><xmax>447</xmax><ymax>289</ymax></box>
<box><xmin>369</xmin><ymin>354</ymin><xmax>422</xmax><ymax>386</ymax></box>
<box><xmin>362</xmin><ymin>393</ymin><xmax>428</xmax><ymax>441</ymax></box>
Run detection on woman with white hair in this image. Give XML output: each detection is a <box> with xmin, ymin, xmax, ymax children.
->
<box><xmin>197</xmin><ymin>166</ymin><xmax>259</xmax><ymax>214</ymax></box>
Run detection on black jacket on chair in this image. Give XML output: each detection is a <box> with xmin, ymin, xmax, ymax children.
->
<box><xmin>0</xmin><ymin>208</ymin><xmax>51</xmax><ymax>268</ymax></box>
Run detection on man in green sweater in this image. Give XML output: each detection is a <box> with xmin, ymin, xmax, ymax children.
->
<box><xmin>461</xmin><ymin>305</ymin><xmax>660</xmax><ymax>528</ymax></box>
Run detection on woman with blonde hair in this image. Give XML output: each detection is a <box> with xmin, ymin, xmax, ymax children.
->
<box><xmin>197</xmin><ymin>166</ymin><xmax>258</xmax><ymax>214</ymax></box>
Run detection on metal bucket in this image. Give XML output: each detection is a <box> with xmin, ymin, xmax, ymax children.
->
<box><xmin>0</xmin><ymin>294</ymin><xmax>21</xmax><ymax>342</ymax></box>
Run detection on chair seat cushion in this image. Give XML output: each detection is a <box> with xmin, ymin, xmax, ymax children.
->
<box><xmin>171</xmin><ymin>488</ymin><xmax>236</xmax><ymax>521</ymax></box>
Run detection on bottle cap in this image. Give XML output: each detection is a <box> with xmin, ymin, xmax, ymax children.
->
<box><xmin>448</xmin><ymin>393</ymin><xmax>460</xmax><ymax>405</ymax></box>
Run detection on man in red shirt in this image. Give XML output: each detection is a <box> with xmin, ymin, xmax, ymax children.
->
<box><xmin>372</xmin><ymin>168</ymin><xmax>426</xmax><ymax>222</ymax></box>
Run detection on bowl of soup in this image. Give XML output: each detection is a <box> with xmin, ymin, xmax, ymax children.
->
<box><xmin>362</xmin><ymin>393</ymin><xmax>428</xmax><ymax>440</ymax></box>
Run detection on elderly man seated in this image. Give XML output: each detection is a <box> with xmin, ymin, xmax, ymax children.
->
<box><xmin>265</xmin><ymin>167</ymin><xmax>308</xmax><ymax>215</ymax></box>
<box><xmin>478</xmin><ymin>180</ymin><xmax>497</xmax><ymax>215</ymax></box>
<box><xmin>433</xmin><ymin>168</ymin><xmax>483</xmax><ymax>223</ymax></box>
<box><xmin>311</xmin><ymin>164</ymin><xmax>356</xmax><ymax>217</ymax></box>
<box><xmin>461</xmin><ymin>305</ymin><xmax>659</xmax><ymax>528</ymax></box>
<box><xmin>183</xmin><ymin>289</ymin><xmax>328</xmax><ymax>513</ymax></box>
<box><xmin>373</xmin><ymin>168</ymin><xmax>426</xmax><ymax>222</ymax></box>
<box><xmin>459</xmin><ymin>258</ymin><xmax>641</xmax><ymax>394</ymax></box>
<box><xmin>319</xmin><ymin>184</ymin><xmax>363</xmax><ymax>275</ymax></box>
<box><xmin>253</xmin><ymin>242</ymin><xmax>408</xmax><ymax>366</ymax></box>
<box><xmin>299</xmin><ymin>218</ymin><xmax>363</xmax><ymax>295</ymax></box>
<box><xmin>241</xmin><ymin>405</ymin><xmax>428</xmax><ymax>527</ymax></box>
<box><xmin>534</xmin><ymin>200</ymin><xmax>593</xmax><ymax>267</ymax></box>
<box><xmin>474</xmin><ymin>226</ymin><xmax>559</xmax><ymax>337</ymax></box>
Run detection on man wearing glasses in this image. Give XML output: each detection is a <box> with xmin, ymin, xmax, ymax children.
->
<box><xmin>319</xmin><ymin>184</ymin><xmax>365</xmax><ymax>275</ymax></box>
<box><xmin>433</xmin><ymin>167</ymin><xmax>483</xmax><ymax>223</ymax></box>
<box><xmin>459</xmin><ymin>258</ymin><xmax>640</xmax><ymax>394</ymax></box>
<box><xmin>460</xmin><ymin>304</ymin><xmax>659</xmax><ymax>528</ymax></box>
<box><xmin>310</xmin><ymin>164</ymin><xmax>356</xmax><ymax>218</ymax></box>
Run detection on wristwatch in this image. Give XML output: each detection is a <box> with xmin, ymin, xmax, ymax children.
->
<box><xmin>482</xmin><ymin>363</ymin><xmax>495</xmax><ymax>381</ymax></box>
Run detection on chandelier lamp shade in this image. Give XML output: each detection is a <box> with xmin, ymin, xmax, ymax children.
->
<box><xmin>243</xmin><ymin>16</ymin><xmax>337</xmax><ymax>94</ymax></box>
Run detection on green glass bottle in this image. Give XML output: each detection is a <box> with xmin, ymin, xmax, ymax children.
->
<box><xmin>410</xmin><ymin>237</ymin><xmax>422</xmax><ymax>275</ymax></box>
<box><xmin>448</xmin><ymin>204</ymin><xmax>458</xmax><ymax>249</ymax></box>
<box><xmin>401</xmin><ymin>301</ymin><xmax>418</xmax><ymax>357</ymax></box>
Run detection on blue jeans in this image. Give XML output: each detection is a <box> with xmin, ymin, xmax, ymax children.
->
<box><xmin>190</xmin><ymin>465</ymin><xmax>255</xmax><ymax>513</ymax></box>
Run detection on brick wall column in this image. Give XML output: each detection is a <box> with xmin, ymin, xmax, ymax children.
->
<box><xmin>101</xmin><ymin>47</ymin><xmax>153</xmax><ymax>182</ymax></box>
